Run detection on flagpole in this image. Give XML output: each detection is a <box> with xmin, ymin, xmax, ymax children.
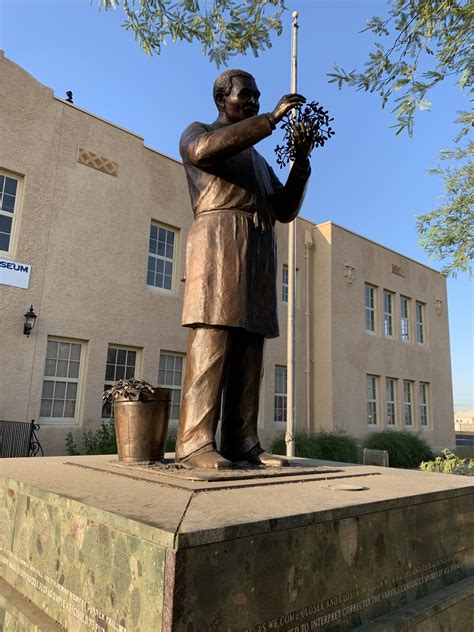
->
<box><xmin>286</xmin><ymin>10</ymin><xmax>298</xmax><ymax>458</ymax></box>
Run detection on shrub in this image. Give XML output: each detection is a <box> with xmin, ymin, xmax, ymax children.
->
<box><xmin>164</xmin><ymin>426</ymin><xmax>177</xmax><ymax>452</ymax></box>
<box><xmin>65</xmin><ymin>432</ymin><xmax>80</xmax><ymax>456</ymax></box>
<box><xmin>271</xmin><ymin>430</ymin><xmax>359</xmax><ymax>463</ymax></box>
<box><xmin>82</xmin><ymin>419</ymin><xmax>117</xmax><ymax>455</ymax></box>
<box><xmin>364</xmin><ymin>430</ymin><xmax>434</xmax><ymax>468</ymax></box>
<box><xmin>420</xmin><ymin>449</ymin><xmax>474</xmax><ymax>476</ymax></box>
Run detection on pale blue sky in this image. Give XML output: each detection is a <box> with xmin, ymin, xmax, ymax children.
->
<box><xmin>1</xmin><ymin>0</ymin><xmax>472</xmax><ymax>411</ymax></box>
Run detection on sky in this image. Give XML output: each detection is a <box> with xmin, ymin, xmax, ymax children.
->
<box><xmin>1</xmin><ymin>0</ymin><xmax>472</xmax><ymax>411</ymax></box>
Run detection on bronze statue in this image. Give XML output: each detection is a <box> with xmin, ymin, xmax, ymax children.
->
<box><xmin>175</xmin><ymin>70</ymin><xmax>312</xmax><ymax>469</ymax></box>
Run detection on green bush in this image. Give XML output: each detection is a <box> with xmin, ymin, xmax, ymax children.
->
<box><xmin>364</xmin><ymin>430</ymin><xmax>434</xmax><ymax>468</ymax></box>
<box><xmin>65</xmin><ymin>432</ymin><xmax>80</xmax><ymax>456</ymax></box>
<box><xmin>420</xmin><ymin>449</ymin><xmax>474</xmax><ymax>476</ymax></box>
<box><xmin>164</xmin><ymin>426</ymin><xmax>177</xmax><ymax>452</ymax></box>
<box><xmin>271</xmin><ymin>430</ymin><xmax>359</xmax><ymax>463</ymax></box>
<box><xmin>82</xmin><ymin>419</ymin><xmax>117</xmax><ymax>455</ymax></box>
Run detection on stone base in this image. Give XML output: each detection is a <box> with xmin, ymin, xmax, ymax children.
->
<box><xmin>1</xmin><ymin>455</ymin><xmax>473</xmax><ymax>631</ymax></box>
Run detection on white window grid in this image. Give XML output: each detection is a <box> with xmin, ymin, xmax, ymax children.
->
<box><xmin>103</xmin><ymin>346</ymin><xmax>139</xmax><ymax>418</ymax></box>
<box><xmin>383</xmin><ymin>291</ymin><xmax>393</xmax><ymax>337</ymax></box>
<box><xmin>403</xmin><ymin>380</ymin><xmax>413</xmax><ymax>426</ymax></box>
<box><xmin>158</xmin><ymin>352</ymin><xmax>185</xmax><ymax>422</ymax></box>
<box><xmin>400</xmin><ymin>296</ymin><xmax>410</xmax><ymax>341</ymax></box>
<box><xmin>282</xmin><ymin>264</ymin><xmax>288</xmax><ymax>303</ymax></box>
<box><xmin>274</xmin><ymin>366</ymin><xmax>287</xmax><ymax>423</ymax></box>
<box><xmin>147</xmin><ymin>223</ymin><xmax>176</xmax><ymax>291</ymax></box>
<box><xmin>365</xmin><ymin>285</ymin><xmax>376</xmax><ymax>332</ymax></box>
<box><xmin>419</xmin><ymin>382</ymin><xmax>429</xmax><ymax>427</ymax></box>
<box><xmin>386</xmin><ymin>378</ymin><xmax>396</xmax><ymax>426</ymax></box>
<box><xmin>40</xmin><ymin>340</ymin><xmax>82</xmax><ymax>421</ymax></box>
<box><xmin>367</xmin><ymin>375</ymin><xmax>378</xmax><ymax>425</ymax></box>
<box><xmin>416</xmin><ymin>302</ymin><xmax>425</xmax><ymax>344</ymax></box>
<box><xmin>0</xmin><ymin>173</ymin><xmax>19</xmax><ymax>253</ymax></box>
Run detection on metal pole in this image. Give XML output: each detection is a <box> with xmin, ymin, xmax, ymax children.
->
<box><xmin>286</xmin><ymin>10</ymin><xmax>298</xmax><ymax>458</ymax></box>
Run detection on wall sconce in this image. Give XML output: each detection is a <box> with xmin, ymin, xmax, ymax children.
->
<box><xmin>24</xmin><ymin>305</ymin><xmax>37</xmax><ymax>337</ymax></box>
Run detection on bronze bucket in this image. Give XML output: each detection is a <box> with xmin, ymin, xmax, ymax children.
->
<box><xmin>114</xmin><ymin>388</ymin><xmax>171</xmax><ymax>463</ymax></box>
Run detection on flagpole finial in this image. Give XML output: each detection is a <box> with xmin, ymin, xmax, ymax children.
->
<box><xmin>292</xmin><ymin>10</ymin><xmax>298</xmax><ymax>20</ymax></box>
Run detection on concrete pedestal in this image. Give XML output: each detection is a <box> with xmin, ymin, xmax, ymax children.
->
<box><xmin>1</xmin><ymin>455</ymin><xmax>473</xmax><ymax>631</ymax></box>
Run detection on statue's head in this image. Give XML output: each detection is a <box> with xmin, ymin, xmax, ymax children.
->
<box><xmin>213</xmin><ymin>70</ymin><xmax>260</xmax><ymax>122</ymax></box>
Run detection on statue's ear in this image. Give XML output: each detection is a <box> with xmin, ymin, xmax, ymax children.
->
<box><xmin>215</xmin><ymin>91</ymin><xmax>226</xmax><ymax>110</ymax></box>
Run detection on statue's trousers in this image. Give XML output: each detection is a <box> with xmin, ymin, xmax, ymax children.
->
<box><xmin>175</xmin><ymin>327</ymin><xmax>264</xmax><ymax>461</ymax></box>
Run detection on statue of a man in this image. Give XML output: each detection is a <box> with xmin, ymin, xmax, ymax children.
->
<box><xmin>175</xmin><ymin>70</ymin><xmax>312</xmax><ymax>469</ymax></box>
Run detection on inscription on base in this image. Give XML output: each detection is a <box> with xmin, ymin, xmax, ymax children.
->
<box><xmin>244</xmin><ymin>555</ymin><xmax>462</xmax><ymax>632</ymax></box>
<box><xmin>0</xmin><ymin>547</ymin><xmax>125</xmax><ymax>632</ymax></box>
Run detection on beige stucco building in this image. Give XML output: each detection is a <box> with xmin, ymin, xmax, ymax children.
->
<box><xmin>454</xmin><ymin>410</ymin><xmax>474</xmax><ymax>437</ymax></box>
<box><xmin>0</xmin><ymin>53</ymin><xmax>455</xmax><ymax>455</ymax></box>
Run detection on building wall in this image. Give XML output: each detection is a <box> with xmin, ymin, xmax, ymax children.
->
<box><xmin>454</xmin><ymin>411</ymin><xmax>474</xmax><ymax>435</ymax></box>
<box><xmin>320</xmin><ymin>222</ymin><xmax>454</xmax><ymax>448</ymax></box>
<box><xmin>0</xmin><ymin>53</ymin><xmax>455</xmax><ymax>455</ymax></box>
<box><xmin>0</xmin><ymin>52</ymin><xmax>191</xmax><ymax>454</ymax></box>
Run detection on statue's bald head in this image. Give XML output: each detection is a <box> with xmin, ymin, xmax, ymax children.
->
<box><xmin>213</xmin><ymin>69</ymin><xmax>256</xmax><ymax>108</ymax></box>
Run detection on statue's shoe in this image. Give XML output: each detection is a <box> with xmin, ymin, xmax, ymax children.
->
<box><xmin>243</xmin><ymin>448</ymin><xmax>290</xmax><ymax>467</ymax></box>
<box><xmin>181</xmin><ymin>450</ymin><xmax>233</xmax><ymax>470</ymax></box>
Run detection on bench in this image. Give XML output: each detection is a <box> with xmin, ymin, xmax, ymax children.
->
<box><xmin>363</xmin><ymin>447</ymin><xmax>389</xmax><ymax>467</ymax></box>
<box><xmin>0</xmin><ymin>419</ymin><xmax>43</xmax><ymax>458</ymax></box>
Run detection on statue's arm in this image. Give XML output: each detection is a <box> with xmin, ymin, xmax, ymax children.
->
<box><xmin>180</xmin><ymin>116</ymin><xmax>275</xmax><ymax>167</ymax></box>
<box><xmin>269</xmin><ymin>158</ymin><xmax>311</xmax><ymax>223</ymax></box>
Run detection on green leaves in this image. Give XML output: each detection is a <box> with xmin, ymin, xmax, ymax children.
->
<box><xmin>417</xmin><ymin>141</ymin><xmax>474</xmax><ymax>276</ymax></box>
<box><xmin>328</xmin><ymin>0</ymin><xmax>473</xmax><ymax>137</ymax></box>
<box><xmin>329</xmin><ymin>0</ymin><xmax>473</xmax><ymax>276</ymax></box>
<box><xmin>95</xmin><ymin>0</ymin><xmax>285</xmax><ymax>66</ymax></box>
<box><xmin>420</xmin><ymin>449</ymin><xmax>474</xmax><ymax>476</ymax></box>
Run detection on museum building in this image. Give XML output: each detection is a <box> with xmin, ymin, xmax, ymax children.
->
<box><xmin>0</xmin><ymin>52</ymin><xmax>455</xmax><ymax>455</ymax></box>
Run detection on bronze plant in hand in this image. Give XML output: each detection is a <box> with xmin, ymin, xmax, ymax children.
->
<box><xmin>275</xmin><ymin>101</ymin><xmax>335</xmax><ymax>168</ymax></box>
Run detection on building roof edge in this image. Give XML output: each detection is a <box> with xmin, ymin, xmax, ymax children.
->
<box><xmin>306</xmin><ymin>219</ymin><xmax>443</xmax><ymax>276</ymax></box>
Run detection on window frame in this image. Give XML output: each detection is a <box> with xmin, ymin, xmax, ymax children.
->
<box><xmin>419</xmin><ymin>382</ymin><xmax>429</xmax><ymax>427</ymax></box>
<box><xmin>0</xmin><ymin>171</ymin><xmax>21</xmax><ymax>256</ymax></box>
<box><xmin>400</xmin><ymin>296</ymin><xmax>410</xmax><ymax>342</ymax></box>
<box><xmin>385</xmin><ymin>378</ymin><xmax>397</xmax><ymax>427</ymax></box>
<box><xmin>383</xmin><ymin>291</ymin><xmax>394</xmax><ymax>337</ymax></box>
<box><xmin>39</xmin><ymin>337</ymin><xmax>85</xmax><ymax>424</ymax></box>
<box><xmin>102</xmin><ymin>345</ymin><xmax>141</xmax><ymax>419</ymax></box>
<box><xmin>403</xmin><ymin>380</ymin><xmax>413</xmax><ymax>427</ymax></box>
<box><xmin>274</xmin><ymin>365</ymin><xmax>288</xmax><ymax>424</ymax></box>
<box><xmin>158</xmin><ymin>351</ymin><xmax>185</xmax><ymax>423</ymax></box>
<box><xmin>416</xmin><ymin>301</ymin><xmax>425</xmax><ymax>344</ymax></box>
<box><xmin>367</xmin><ymin>375</ymin><xmax>378</xmax><ymax>426</ymax></box>
<box><xmin>365</xmin><ymin>285</ymin><xmax>377</xmax><ymax>333</ymax></box>
<box><xmin>282</xmin><ymin>264</ymin><xmax>288</xmax><ymax>304</ymax></box>
<box><xmin>146</xmin><ymin>222</ymin><xmax>178</xmax><ymax>293</ymax></box>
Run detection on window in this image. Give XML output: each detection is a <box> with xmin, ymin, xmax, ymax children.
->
<box><xmin>416</xmin><ymin>302</ymin><xmax>425</xmax><ymax>344</ymax></box>
<box><xmin>147</xmin><ymin>223</ymin><xmax>176</xmax><ymax>291</ymax></box>
<box><xmin>40</xmin><ymin>339</ymin><xmax>82</xmax><ymax>421</ymax></box>
<box><xmin>383</xmin><ymin>291</ymin><xmax>393</xmax><ymax>337</ymax></box>
<box><xmin>103</xmin><ymin>346</ymin><xmax>139</xmax><ymax>418</ymax></box>
<box><xmin>403</xmin><ymin>380</ymin><xmax>413</xmax><ymax>426</ymax></box>
<box><xmin>0</xmin><ymin>173</ymin><xmax>19</xmax><ymax>253</ymax></box>
<box><xmin>400</xmin><ymin>296</ymin><xmax>410</xmax><ymax>341</ymax></box>
<box><xmin>367</xmin><ymin>375</ymin><xmax>378</xmax><ymax>425</ymax></box>
<box><xmin>282</xmin><ymin>264</ymin><xmax>288</xmax><ymax>303</ymax></box>
<box><xmin>274</xmin><ymin>366</ymin><xmax>287</xmax><ymax>423</ymax></box>
<box><xmin>419</xmin><ymin>383</ymin><xmax>429</xmax><ymax>427</ymax></box>
<box><xmin>365</xmin><ymin>285</ymin><xmax>376</xmax><ymax>332</ymax></box>
<box><xmin>158</xmin><ymin>352</ymin><xmax>184</xmax><ymax>422</ymax></box>
<box><xmin>386</xmin><ymin>378</ymin><xmax>396</xmax><ymax>426</ymax></box>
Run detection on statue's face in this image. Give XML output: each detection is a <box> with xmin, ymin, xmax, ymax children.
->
<box><xmin>222</xmin><ymin>75</ymin><xmax>260</xmax><ymax>121</ymax></box>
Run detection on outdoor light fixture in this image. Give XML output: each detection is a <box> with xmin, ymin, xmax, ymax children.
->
<box><xmin>23</xmin><ymin>305</ymin><xmax>37</xmax><ymax>337</ymax></box>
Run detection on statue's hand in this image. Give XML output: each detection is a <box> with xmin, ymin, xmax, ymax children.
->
<box><xmin>293</xmin><ymin>120</ymin><xmax>314</xmax><ymax>162</ymax></box>
<box><xmin>272</xmin><ymin>93</ymin><xmax>306</xmax><ymax>123</ymax></box>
